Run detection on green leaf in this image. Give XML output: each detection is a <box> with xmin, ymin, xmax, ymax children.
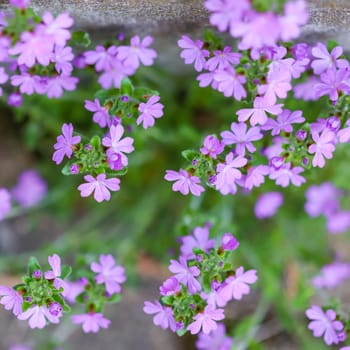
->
<box><xmin>22</xmin><ymin>301</ymin><xmax>31</xmax><ymax>312</ymax></box>
<box><xmin>90</xmin><ymin>135</ymin><xmax>101</xmax><ymax>149</ymax></box>
<box><xmin>61</xmin><ymin>162</ymin><xmax>73</xmax><ymax>176</ymax></box>
<box><xmin>160</xmin><ymin>295</ymin><xmax>174</xmax><ymax>306</ymax></box>
<box><xmin>176</xmin><ymin>328</ymin><xmax>187</xmax><ymax>337</ymax></box>
<box><xmin>28</xmin><ymin>256</ymin><xmax>41</xmax><ymax>276</ymax></box>
<box><xmin>95</xmin><ymin>88</ymin><xmax>119</xmax><ymax>104</ymax></box>
<box><xmin>106</xmin><ymin>293</ymin><xmax>121</xmax><ymax>303</ymax></box>
<box><xmin>182</xmin><ymin>149</ymin><xmax>200</xmax><ymax>162</ymax></box>
<box><xmin>120</xmin><ymin>78</ymin><xmax>133</xmax><ymax>96</ymax></box>
<box><xmin>105</xmin><ymin>167</ymin><xmax>128</xmax><ymax>177</ymax></box>
<box><xmin>61</xmin><ymin>265</ymin><xmax>72</xmax><ymax>280</ymax></box>
<box><xmin>70</xmin><ymin>30</ymin><xmax>91</xmax><ymax>47</ymax></box>
<box><xmin>327</xmin><ymin>39</ymin><xmax>340</xmax><ymax>52</ymax></box>
<box><xmin>133</xmin><ymin>87</ymin><xmax>159</xmax><ymax>100</ymax></box>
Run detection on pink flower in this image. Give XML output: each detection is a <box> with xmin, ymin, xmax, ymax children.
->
<box><xmin>169</xmin><ymin>256</ymin><xmax>201</xmax><ymax>294</ymax></box>
<box><xmin>214</xmin><ymin>153</ymin><xmax>247</xmax><ymax>195</ymax></box>
<box><xmin>221</xmin><ymin>122</ymin><xmax>262</xmax><ymax>155</ymax></box>
<box><xmin>164</xmin><ymin>169</ymin><xmax>205</xmax><ymax>196</ymax></box>
<box><xmin>143</xmin><ymin>300</ymin><xmax>177</xmax><ymax>331</ymax></box>
<box><xmin>279</xmin><ymin>0</ymin><xmax>309</xmax><ymax>41</ymax></box>
<box><xmin>326</xmin><ymin>211</ymin><xmax>350</xmax><ymax>234</ymax></box>
<box><xmin>44</xmin><ymin>254</ymin><xmax>64</xmax><ymax>290</ymax></box>
<box><xmin>9</xmin><ymin>0</ymin><xmax>30</xmax><ymax>9</ymax></box>
<box><xmin>71</xmin><ymin>312</ymin><xmax>111</xmax><ymax>333</ymax></box>
<box><xmin>0</xmin><ymin>286</ymin><xmax>23</xmax><ymax>316</ymax></box>
<box><xmin>91</xmin><ymin>254</ymin><xmax>126</xmax><ymax>295</ymax></box>
<box><xmin>117</xmin><ymin>35</ymin><xmax>157</xmax><ymax>69</ymax></box>
<box><xmin>178</xmin><ymin>35</ymin><xmax>209</xmax><ymax>72</ymax></box>
<box><xmin>41</xmin><ymin>12</ymin><xmax>73</xmax><ymax>46</ymax></box>
<box><xmin>306</xmin><ymin>305</ymin><xmax>343</xmax><ymax>345</ymax></box>
<box><xmin>269</xmin><ymin>163</ymin><xmax>305</xmax><ymax>187</ymax></box>
<box><xmin>11</xmin><ymin>74</ymin><xmax>43</xmax><ymax>95</ymax></box>
<box><xmin>237</xmin><ymin>95</ymin><xmax>283</xmax><ymax>126</ymax></box>
<box><xmin>52</xmin><ymin>46</ymin><xmax>74</xmax><ymax>75</ymax></box>
<box><xmin>84</xmin><ymin>98</ymin><xmax>111</xmax><ymax>128</ymax></box>
<box><xmin>137</xmin><ymin>95</ymin><xmax>164</xmax><ymax>129</ymax></box>
<box><xmin>180</xmin><ymin>225</ymin><xmax>215</xmax><ymax>259</ymax></box>
<box><xmin>200</xmin><ymin>135</ymin><xmax>224</xmax><ymax>159</ymax></box>
<box><xmin>46</xmin><ymin>75</ymin><xmax>78</xmax><ymax>99</ymax></box>
<box><xmin>78</xmin><ymin>174</ymin><xmax>120</xmax><ymax>202</ymax></box>
<box><xmin>97</xmin><ymin>60</ymin><xmax>135</xmax><ymax>89</ymax></box>
<box><xmin>18</xmin><ymin>305</ymin><xmax>61</xmax><ymax>329</ymax></box>
<box><xmin>244</xmin><ymin>165</ymin><xmax>269</xmax><ymax>190</ymax></box>
<box><xmin>312</xmin><ymin>262</ymin><xmax>350</xmax><ymax>289</ymax></box>
<box><xmin>102</xmin><ymin>124</ymin><xmax>134</xmax><ymax>166</ymax></box>
<box><xmin>337</xmin><ymin>119</ymin><xmax>350</xmax><ymax>143</ymax></box>
<box><xmin>187</xmin><ymin>305</ymin><xmax>225</xmax><ymax>335</ymax></box>
<box><xmin>308</xmin><ymin>129</ymin><xmax>336</xmax><ymax>168</ymax></box>
<box><xmin>53</xmin><ymin>123</ymin><xmax>81</xmax><ymax>165</ymax></box>
<box><xmin>214</xmin><ymin>67</ymin><xmax>247</xmax><ymax>100</ymax></box>
<box><xmin>218</xmin><ymin>267</ymin><xmax>257</xmax><ymax>301</ymax></box>
<box><xmin>159</xmin><ymin>277</ymin><xmax>181</xmax><ymax>296</ymax></box>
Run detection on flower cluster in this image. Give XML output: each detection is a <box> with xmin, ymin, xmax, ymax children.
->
<box><xmin>0</xmin><ymin>169</ymin><xmax>47</xmax><ymax>222</ymax></box>
<box><xmin>168</xmin><ymin>3</ymin><xmax>350</xmax><ymax>198</ymax></box>
<box><xmin>0</xmin><ymin>254</ymin><xmax>71</xmax><ymax>329</ymax></box>
<box><xmin>69</xmin><ymin>254</ymin><xmax>126</xmax><ymax>333</ymax></box>
<box><xmin>305</xmin><ymin>182</ymin><xmax>350</xmax><ymax>234</ymax></box>
<box><xmin>143</xmin><ymin>225</ymin><xmax>257</xmax><ymax>339</ymax></box>
<box><xmin>0</xmin><ymin>0</ymin><xmax>78</xmax><ymax>103</ymax></box>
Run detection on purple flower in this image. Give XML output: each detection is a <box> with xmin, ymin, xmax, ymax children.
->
<box><xmin>164</xmin><ymin>169</ymin><xmax>205</xmax><ymax>196</ymax></box>
<box><xmin>254</xmin><ymin>192</ymin><xmax>283</xmax><ymax>219</ymax></box>
<box><xmin>237</xmin><ymin>96</ymin><xmax>283</xmax><ymax>126</ymax></box>
<box><xmin>53</xmin><ymin>123</ymin><xmax>81</xmax><ymax>165</ymax></box>
<box><xmin>62</xmin><ymin>278</ymin><xmax>87</xmax><ymax>304</ymax></box>
<box><xmin>326</xmin><ymin>211</ymin><xmax>350</xmax><ymax>234</ymax></box>
<box><xmin>196</xmin><ymin>323</ymin><xmax>233</xmax><ymax>350</ymax></box>
<box><xmin>168</xmin><ymin>256</ymin><xmax>201</xmax><ymax>294</ymax></box>
<box><xmin>312</xmin><ymin>262</ymin><xmax>350</xmax><ymax>289</ymax></box>
<box><xmin>143</xmin><ymin>300</ymin><xmax>177</xmax><ymax>332</ymax></box>
<box><xmin>53</xmin><ymin>45</ymin><xmax>74</xmax><ymax>75</ymax></box>
<box><xmin>10</xmin><ymin>0</ymin><xmax>30</xmax><ymax>9</ymax></box>
<box><xmin>0</xmin><ymin>188</ymin><xmax>11</xmax><ymax>220</ymax></box>
<box><xmin>187</xmin><ymin>305</ymin><xmax>225</xmax><ymax>335</ymax></box>
<box><xmin>279</xmin><ymin>0</ymin><xmax>309</xmax><ymax>41</ymax></box>
<box><xmin>262</xmin><ymin>110</ymin><xmax>305</xmax><ymax>136</ymax></box>
<box><xmin>214</xmin><ymin>153</ymin><xmax>247</xmax><ymax>195</ymax></box>
<box><xmin>8</xmin><ymin>345</ymin><xmax>32</xmax><ymax>350</ymax></box>
<box><xmin>214</xmin><ymin>67</ymin><xmax>247</xmax><ymax>100</ymax></box>
<box><xmin>308</xmin><ymin>130</ymin><xmax>336</xmax><ymax>168</ymax></box>
<box><xmin>306</xmin><ymin>305</ymin><xmax>343</xmax><ymax>345</ymax></box>
<box><xmin>338</xmin><ymin>119</ymin><xmax>350</xmax><ymax>143</ymax></box>
<box><xmin>269</xmin><ymin>163</ymin><xmax>305</xmax><ymax>187</ymax></box>
<box><xmin>0</xmin><ymin>286</ymin><xmax>23</xmax><ymax>316</ymax></box>
<box><xmin>84</xmin><ymin>45</ymin><xmax>118</xmax><ymax>72</ymax></box>
<box><xmin>137</xmin><ymin>95</ymin><xmax>164</xmax><ymax>129</ymax></box>
<box><xmin>244</xmin><ymin>165</ymin><xmax>269</xmax><ymax>190</ymax></box>
<box><xmin>84</xmin><ymin>99</ymin><xmax>111</xmax><ymax>128</ymax></box>
<box><xmin>205</xmin><ymin>0</ymin><xmax>250</xmax><ymax>33</ymax></box>
<box><xmin>91</xmin><ymin>254</ymin><xmax>126</xmax><ymax>295</ymax></box>
<box><xmin>180</xmin><ymin>225</ymin><xmax>215</xmax><ymax>259</ymax></box>
<box><xmin>18</xmin><ymin>305</ymin><xmax>61</xmax><ymax>329</ymax></box>
<box><xmin>102</xmin><ymin>124</ymin><xmax>134</xmax><ymax>166</ymax></box>
<box><xmin>200</xmin><ymin>135</ymin><xmax>224</xmax><ymax>159</ymax></box>
<box><xmin>117</xmin><ymin>35</ymin><xmax>157</xmax><ymax>69</ymax></box>
<box><xmin>71</xmin><ymin>312</ymin><xmax>111</xmax><ymax>333</ymax></box>
<box><xmin>221</xmin><ymin>233</ymin><xmax>239</xmax><ymax>251</ymax></box>
<box><xmin>8</xmin><ymin>93</ymin><xmax>23</xmax><ymax>107</ymax></box>
<box><xmin>294</xmin><ymin>76</ymin><xmax>320</xmax><ymax>101</ymax></box>
<box><xmin>11</xmin><ymin>74</ymin><xmax>43</xmax><ymax>95</ymax></box>
<box><xmin>311</xmin><ymin>43</ymin><xmax>349</xmax><ymax>75</ymax></box>
<box><xmin>305</xmin><ymin>182</ymin><xmax>340</xmax><ymax>217</ymax></box>
<box><xmin>78</xmin><ymin>174</ymin><xmax>120</xmax><ymax>202</ymax></box>
<box><xmin>207</xmin><ymin>46</ymin><xmax>241</xmax><ymax>71</ymax></box>
<box><xmin>178</xmin><ymin>35</ymin><xmax>209</xmax><ymax>72</ymax></box>
<box><xmin>48</xmin><ymin>302</ymin><xmax>63</xmax><ymax>317</ymax></box>
<box><xmin>218</xmin><ymin>267</ymin><xmax>257</xmax><ymax>302</ymax></box>
<box><xmin>159</xmin><ymin>277</ymin><xmax>181</xmax><ymax>296</ymax></box>
<box><xmin>221</xmin><ymin>122</ymin><xmax>262</xmax><ymax>155</ymax></box>
<box><xmin>12</xmin><ymin>170</ymin><xmax>47</xmax><ymax>208</ymax></box>
<box><xmin>97</xmin><ymin>60</ymin><xmax>135</xmax><ymax>89</ymax></box>
<box><xmin>46</xmin><ymin>75</ymin><xmax>78</xmax><ymax>99</ymax></box>
<box><xmin>315</xmin><ymin>68</ymin><xmax>350</xmax><ymax>102</ymax></box>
